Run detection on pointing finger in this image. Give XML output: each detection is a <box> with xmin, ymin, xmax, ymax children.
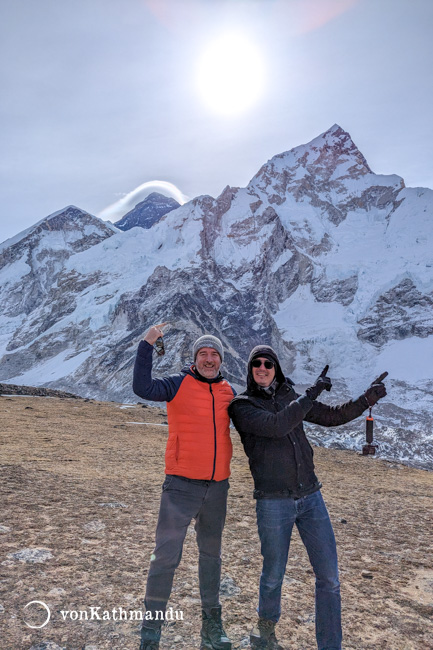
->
<box><xmin>320</xmin><ymin>365</ymin><xmax>329</xmax><ymax>377</ymax></box>
<box><xmin>372</xmin><ymin>371</ymin><xmax>388</xmax><ymax>384</ymax></box>
<box><xmin>154</xmin><ymin>322</ymin><xmax>169</xmax><ymax>334</ymax></box>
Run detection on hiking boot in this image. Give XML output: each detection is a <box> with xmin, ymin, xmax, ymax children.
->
<box><xmin>250</xmin><ymin>617</ymin><xmax>284</xmax><ymax>650</ymax></box>
<box><xmin>139</xmin><ymin>624</ymin><xmax>161</xmax><ymax>650</ymax></box>
<box><xmin>139</xmin><ymin>642</ymin><xmax>159</xmax><ymax>650</ymax></box>
<box><xmin>200</xmin><ymin>605</ymin><xmax>232</xmax><ymax>649</ymax></box>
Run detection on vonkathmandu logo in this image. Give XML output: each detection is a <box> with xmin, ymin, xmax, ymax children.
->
<box><xmin>23</xmin><ymin>601</ymin><xmax>184</xmax><ymax>627</ymax></box>
<box><xmin>59</xmin><ymin>606</ymin><xmax>184</xmax><ymax>622</ymax></box>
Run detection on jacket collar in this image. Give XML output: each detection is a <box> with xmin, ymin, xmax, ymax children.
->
<box><xmin>248</xmin><ymin>376</ymin><xmax>294</xmax><ymax>399</ymax></box>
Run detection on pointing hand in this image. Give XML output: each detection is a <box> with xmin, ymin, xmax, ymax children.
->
<box><xmin>364</xmin><ymin>371</ymin><xmax>388</xmax><ymax>407</ymax></box>
<box><xmin>319</xmin><ymin>365</ymin><xmax>332</xmax><ymax>391</ymax></box>
<box><xmin>143</xmin><ymin>322</ymin><xmax>168</xmax><ymax>346</ymax></box>
<box><xmin>306</xmin><ymin>365</ymin><xmax>332</xmax><ymax>401</ymax></box>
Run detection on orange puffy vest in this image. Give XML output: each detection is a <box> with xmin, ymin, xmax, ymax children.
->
<box><xmin>165</xmin><ymin>373</ymin><xmax>234</xmax><ymax>480</ymax></box>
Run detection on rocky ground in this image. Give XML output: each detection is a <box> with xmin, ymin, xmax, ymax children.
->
<box><xmin>0</xmin><ymin>394</ymin><xmax>432</xmax><ymax>650</ymax></box>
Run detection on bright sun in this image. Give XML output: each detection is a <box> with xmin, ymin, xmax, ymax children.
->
<box><xmin>196</xmin><ymin>33</ymin><xmax>265</xmax><ymax>116</ymax></box>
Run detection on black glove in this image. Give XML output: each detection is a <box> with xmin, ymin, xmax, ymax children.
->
<box><xmin>306</xmin><ymin>365</ymin><xmax>332</xmax><ymax>401</ymax></box>
<box><xmin>364</xmin><ymin>371</ymin><xmax>388</xmax><ymax>406</ymax></box>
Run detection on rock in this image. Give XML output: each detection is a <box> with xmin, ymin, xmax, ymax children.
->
<box><xmin>357</xmin><ymin>278</ymin><xmax>433</xmax><ymax>347</ymax></box>
<box><xmin>123</xmin><ymin>593</ymin><xmax>136</xmax><ymax>603</ymax></box>
<box><xmin>340</xmin><ymin>518</ymin><xmax>347</xmax><ymax>524</ymax></box>
<box><xmin>311</xmin><ymin>273</ymin><xmax>358</xmax><ymax>306</ymax></box>
<box><xmin>361</xmin><ymin>570</ymin><xmax>374</xmax><ymax>579</ymax></box>
<box><xmin>83</xmin><ymin>520</ymin><xmax>106</xmax><ymax>533</ymax></box>
<box><xmin>8</xmin><ymin>548</ymin><xmax>53</xmax><ymax>563</ymax></box>
<box><xmin>47</xmin><ymin>588</ymin><xmax>67</xmax><ymax>598</ymax></box>
<box><xmin>0</xmin><ymin>525</ymin><xmax>11</xmax><ymax>533</ymax></box>
<box><xmin>30</xmin><ymin>641</ymin><xmax>66</xmax><ymax>650</ymax></box>
<box><xmin>114</xmin><ymin>193</ymin><xmax>180</xmax><ymax>231</ymax></box>
<box><xmin>98</xmin><ymin>502</ymin><xmax>128</xmax><ymax>508</ymax></box>
<box><xmin>0</xmin><ymin>383</ymin><xmax>80</xmax><ymax>399</ymax></box>
<box><xmin>296</xmin><ymin>612</ymin><xmax>315</xmax><ymax>625</ymax></box>
<box><xmin>236</xmin><ymin>520</ymin><xmax>250</xmax><ymax>528</ymax></box>
<box><xmin>0</xmin><ymin>604</ymin><xmax>5</xmax><ymax>614</ymax></box>
<box><xmin>220</xmin><ymin>575</ymin><xmax>241</xmax><ymax>597</ymax></box>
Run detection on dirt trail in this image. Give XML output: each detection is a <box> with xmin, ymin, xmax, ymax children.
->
<box><xmin>0</xmin><ymin>395</ymin><xmax>432</xmax><ymax>649</ymax></box>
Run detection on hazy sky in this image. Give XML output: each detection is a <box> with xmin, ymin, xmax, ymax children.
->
<box><xmin>1</xmin><ymin>0</ymin><xmax>432</xmax><ymax>243</ymax></box>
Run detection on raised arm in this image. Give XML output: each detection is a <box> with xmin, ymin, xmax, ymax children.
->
<box><xmin>304</xmin><ymin>372</ymin><xmax>388</xmax><ymax>427</ymax></box>
<box><xmin>304</xmin><ymin>395</ymin><xmax>368</xmax><ymax>427</ymax></box>
<box><xmin>133</xmin><ymin>324</ymin><xmax>183</xmax><ymax>402</ymax></box>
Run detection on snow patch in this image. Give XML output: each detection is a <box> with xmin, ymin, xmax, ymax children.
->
<box><xmin>375</xmin><ymin>337</ymin><xmax>433</xmax><ymax>382</ymax></box>
<box><xmin>10</xmin><ymin>348</ymin><xmax>91</xmax><ymax>384</ymax></box>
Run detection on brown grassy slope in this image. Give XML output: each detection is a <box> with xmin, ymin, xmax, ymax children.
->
<box><xmin>0</xmin><ymin>395</ymin><xmax>432</xmax><ymax>650</ymax></box>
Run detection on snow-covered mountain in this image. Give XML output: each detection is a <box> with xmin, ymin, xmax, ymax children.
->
<box><xmin>1</xmin><ymin>125</ymin><xmax>432</xmax><ymax>469</ymax></box>
<box><xmin>114</xmin><ymin>192</ymin><xmax>180</xmax><ymax>231</ymax></box>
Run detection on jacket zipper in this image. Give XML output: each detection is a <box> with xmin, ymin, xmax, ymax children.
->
<box><xmin>209</xmin><ymin>384</ymin><xmax>217</xmax><ymax>480</ymax></box>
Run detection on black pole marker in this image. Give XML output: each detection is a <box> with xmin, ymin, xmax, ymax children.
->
<box><xmin>362</xmin><ymin>370</ymin><xmax>388</xmax><ymax>455</ymax></box>
<box><xmin>362</xmin><ymin>407</ymin><xmax>377</xmax><ymax>455</ymax></box>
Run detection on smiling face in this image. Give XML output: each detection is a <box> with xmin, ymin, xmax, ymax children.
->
<box><xmin>195</xmin><ymin>347</ymin><xmax>222</xmax><ymax>379</ymax></box>
<box><xmin>252</xmin><ymin>357</ymin><xmax>276</xmax><ymax>388</ymax></box>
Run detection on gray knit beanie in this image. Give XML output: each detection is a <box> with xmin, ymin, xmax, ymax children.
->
<box><xmin>193</xmin><ymin>335</ymin><xmax>224</xmax><ymax>361</ymax></box>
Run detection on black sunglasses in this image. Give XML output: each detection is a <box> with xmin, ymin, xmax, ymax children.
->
<box><xmin>252</xmin><ymin>359</ymin><xmax>274</xmax><ymax>369</ymax></box>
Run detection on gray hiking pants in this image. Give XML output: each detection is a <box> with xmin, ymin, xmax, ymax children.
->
<box><xmin>143</xmin><ymin>474</ymin><xmax>229</xmax><ymax>627</ymax></box>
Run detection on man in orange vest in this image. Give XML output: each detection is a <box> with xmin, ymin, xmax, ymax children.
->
<box><xmin>133</xmin><ymin>324</ymin><xmax>235</xmax><ymax>650</ymax></box>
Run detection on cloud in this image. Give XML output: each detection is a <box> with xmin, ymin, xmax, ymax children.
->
<box><xmin>98</xmin><ymin>181</ymin><xmax>189</xmax><ymax>222</ymax></box>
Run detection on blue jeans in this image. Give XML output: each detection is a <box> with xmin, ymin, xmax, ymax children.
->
<box><xmin>144</xmin><ymin>475</ymin><xmax>229</xmax><ymax>628</ymax></box>
<box><xmin>256</xmin><ymin>490</ymin><xmax>342</xmax><ymax>650</ymax></box>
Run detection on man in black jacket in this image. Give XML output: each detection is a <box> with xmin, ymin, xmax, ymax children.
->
<box><xmin>228</xmin><ymin>345</ymin><xmax>387</xmax><ymax>650</ymax></box>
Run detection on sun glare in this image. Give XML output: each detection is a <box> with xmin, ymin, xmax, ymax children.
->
<box><xmin>196</xmin><ymin>33</ymin><xmax>265</xmax><ymax>116</ymax></box>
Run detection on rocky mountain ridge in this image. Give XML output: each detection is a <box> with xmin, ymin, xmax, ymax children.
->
<box><xmin>1</xmin><ymin>125</ymin><xmax>432</xmax><ymax>469</ymax></box>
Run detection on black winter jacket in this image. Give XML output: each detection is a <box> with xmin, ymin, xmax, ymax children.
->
<box><xmin>228</xmin><ymin>347</ymin><xmax>369</xmax><ymax>499</ymax></box>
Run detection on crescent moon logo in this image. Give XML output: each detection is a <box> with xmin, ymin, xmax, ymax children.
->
<box><xmin>24</xmin><ymin>600</ymin><xmax>51</xmax><ymax>629</ymax></box>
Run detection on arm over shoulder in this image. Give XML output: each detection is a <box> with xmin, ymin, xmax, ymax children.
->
<box><xmin>229</xmin><ymin>393</ymin><xmax>313</xmax><ymax>439</ymax></box>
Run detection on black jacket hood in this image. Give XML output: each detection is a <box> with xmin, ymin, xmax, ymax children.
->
<box><xmin>247</xmin><ymin>345</ymin><xmax>286</xmax><ymax>393</ymax></box>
